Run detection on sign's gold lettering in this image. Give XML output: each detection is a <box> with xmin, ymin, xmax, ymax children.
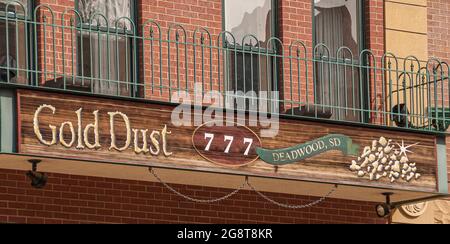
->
<box><xmin>32</xmin><ymin>105</ymin><xmax>172</xmax><ymax>158</ymax></box>
<box><xmin>84</xmin><ymin>110</ymin><xmax>101</xmax><ymax>149</ymax></box>
<box><xmin>33</xmin><ymin>104</ymin><xmax>57</xmax><ymax>146</ymax></box>
<box><xmin>149</xmin><ymin>130</ymin><xmax>160</xmax><ymax>156</ymax></box>
<box><xmin>59</xmin><ymin>121</ymin><xmax>75</xmax><ymax>148</ymax></box>
<box><xmin>161</xmin><ymin>125</ymin><xmax>173</xmax><ymax>157</ymax></box>
<box><xmin>133</xmin><ymin>129</ymin><xmax>149</xmax><ymax>154</ymax></box>
<box><xmin>108</xmin><ymin>111</ymin><xmax>131</xmax><ymax>152</ymax></box>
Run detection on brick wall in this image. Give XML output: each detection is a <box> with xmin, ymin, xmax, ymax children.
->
<box><xmin>364</xmin><ymin>0</ymin><xmax>385</xmax><ymax>124</ymax></box>
<box><xmin>428</xmin><ymin>0</ymin><xmax>450</xmax><ymax>108</ymax></box>
<box><xmin>138</xmin><ymin>0</ymin><xmax>222</xmax><ymax>102</ymax></box>
<box><xmin>278</xmin><ymin>0</ymin><xmax>312</xmax><ymax>111</ymax></box>
<box><xmin>365</xmin><ymin>0</ymin><xmax>385</xmax><ymax>58</ymax></box>
<box><xmin>34</xmin><ymin>0</ymin><xmax>76</xmax><ymax>85</ymax></box>
<box><xmin>0</xmin><ymin>168</ymin><xmax>386</xmax><ymax>224</ymax></box>
<box><xmin>428</xmin><ymin>0</ymin><xmax>450</xmax><ymax>191</ymax></box>
<box><xmin>428</xmin><ymin>0</ymin><xmax>449</xmax><ymax>62</ymax></box>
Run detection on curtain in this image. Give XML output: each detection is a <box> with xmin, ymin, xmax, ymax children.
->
<box><xmin>79</xmin><ymin>33</ymin><xmax>130</xmax><ymax>95</ymax></box>
<box><xmin>77</xmin><ymin>0</ymin><xmax>131</xmax><ymax>95</ymax></box>
<box><xmin>314</xmin><ymin>0</ymin><xmax>360</xmax><ymax>121</ymax></box>
<box><xmin>224</xmin><ymin>0</ymin><xmax>274</xmax><ymax>112</ymax></box>
<box><xmin>78</xmin><ymin>0</ymin><xmax>131</xmax><ymax>29</ymax></box>
<box><xmin>225</xmin><ymin>0</ymin><xmax>272</xmax><ymax>47</ymax></box>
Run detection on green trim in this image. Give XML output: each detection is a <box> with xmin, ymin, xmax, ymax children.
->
<box><xmin>132</xmin><ymin>0</ymin><xmax>140</xmax><ymax>97</ymax></box>
<box><xmin>359</xmin><ymin>0</ymin><xmax>370</xmax><ymax>124</ymax></box>
<box><xmin>436</xmin><ymin>136</ymin><xmax>448</xmax><ymax>194</ymax></box>
<box><xmin>311</xmin><ymin>0</ymin><xmax>315</xmax><ymax>49</ymax></box>
<box><xmin>359</xmin><ymin>0</ymin><xmax>366</xmax><ymax>53</ymax></box>
<box><xmin>0</xmin><ymin>89</ymin><xmax>17</xmax><ymax>153</ymax></box>
<box><xmin>4</xmin><ymin>82</ymin><xmax>449</xmax><ymax>137</ymax></box>
<box><xmin>272</xmin><ymin>0</ymin><xmax>278</xmax><ymax>42</ymax></box>
<box><xmin>28</xmin><ymin>0</ymin><xmax>34</xmax><ymax>86</ymax></box>
<box><xmin>221</xmin><ymin>0</ymin><xmax>225</xmax><ymax>36</ymax></box>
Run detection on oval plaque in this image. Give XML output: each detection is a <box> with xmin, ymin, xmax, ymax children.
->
<box><xmin>192</xmin><ymin>121</ymin><xmax>262</xmax><ymax>167</ymax></box>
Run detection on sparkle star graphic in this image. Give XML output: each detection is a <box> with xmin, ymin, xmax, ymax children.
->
<box><xmin>396</xmin><ymin>140</ymin><xmax>419</xmax><ymax>159</ymax></box>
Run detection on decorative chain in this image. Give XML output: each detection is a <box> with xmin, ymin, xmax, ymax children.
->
<box><xmin>246</xmin><ymin>179</ymin><xmax>338</xmax><ymax>209</ymax></box>
<box><xmin>149</xmin><ymin>167</ymin><xmax>338</xmax><ymax>209</ymax></box>
<box><xmin>149</xmin><ymin>168</ymin><xmax>246</xmax><ymax>203</ymax></box>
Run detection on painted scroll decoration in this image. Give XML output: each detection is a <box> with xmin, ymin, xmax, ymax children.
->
<box><xmin>256</xmin><ymin>134</ymin><xmax>359</xmax><ymax>165</ymax></box>
<box><xmin>349</xmin><ymin>136</ymin><xmax>421</xmax><ymax>182</ymax></box>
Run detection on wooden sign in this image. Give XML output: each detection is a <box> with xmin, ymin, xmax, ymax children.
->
<box><xmin>192</xmin><ymin>121</ymin><xmax>262</xmax><ymax>167</ymax></box>
<box><xmin>17</xmin><ymin>90</ymin><xmax>439</xmax><ymax>193</ymax></box>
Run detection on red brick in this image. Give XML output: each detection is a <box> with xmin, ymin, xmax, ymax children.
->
<box><xmin>44</xmin><ymin>218</ymin><xmax>63</xmax><ymax>224</ymax></box>
<box><xmin>8</xmin><ymin>216</ymin><xmax>26</xmax><ymax>223</ymax></box>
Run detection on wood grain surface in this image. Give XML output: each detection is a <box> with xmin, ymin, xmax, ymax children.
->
<box><xmin>17</xmin><ymin>90</ymin><xmax>439</xmax><ymax>192</ymax></box>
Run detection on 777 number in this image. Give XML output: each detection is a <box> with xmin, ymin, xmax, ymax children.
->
<box><xmin>204</xmin><ymin>133</ymin><xmax>253</xmax><ymax>156</ymax></box>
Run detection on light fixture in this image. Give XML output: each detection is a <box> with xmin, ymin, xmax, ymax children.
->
<box><xmin>26</xmin><ymin>159</ymin><xmax>47</xmax><ymax>189</ymax></box>
<box><xmin>375</xmin><ymin>192</ymin><xmax>395</xmax><ymax>218</ymax></box>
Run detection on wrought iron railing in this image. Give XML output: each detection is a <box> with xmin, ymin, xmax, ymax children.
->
<box><xmin>0</xmin><ymin>3</ymin><xmax>449</xmax><ymax>133</ymax></box>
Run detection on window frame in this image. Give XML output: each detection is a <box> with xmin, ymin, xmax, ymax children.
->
<box><xmin>312</xmin><ymin>0</ymin><xmax>366</xmax><ymax>62</ymax></box>
<box><xmin>74</xmin><ymin>0</ymin><xmax>139</xmax><ymax>96</ymax></box>
<box><xmin>0</xmin><ymin>0</ymin><xmax>30</xmax><ymax>18</ymax></box>
<box><xmin>75</xmin><ymin>0</ymin><xmax>137</xmax><ymax>35</ymax></box>
<box><xmin>0</xmin><ymin>0</ymin><xmax>33</xmax><ymax>84</ymax></box>
<box><xmin>222</xmin><ymin>0</ymin><xmax>278</xmax><ymax>52</ymax></box>
<box><xmin>221</xmin><ymin>0</ymin><xmax>279</xmax><ymax>101</ymax></box>
<box><xmin>311</xmin><ymin>0</ymin><xmax>368</xmax><ymax>122</ymax></box>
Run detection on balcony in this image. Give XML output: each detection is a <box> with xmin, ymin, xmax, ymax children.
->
<box><xmin>1</xmin><ymin>4</ymin><xmax>449</xmax><ymax>134</ymax></box>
